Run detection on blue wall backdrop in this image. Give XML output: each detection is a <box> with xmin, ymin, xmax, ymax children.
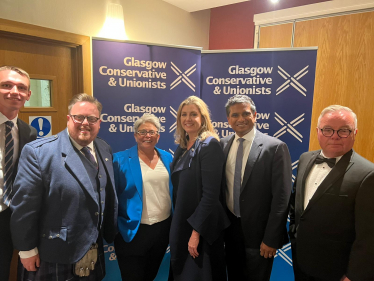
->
<box><xmin>92</xmin><ymin>39</ymin><xmax>317</xmax><ymax>281</ymax></box>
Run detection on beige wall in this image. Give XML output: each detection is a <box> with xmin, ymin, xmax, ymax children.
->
<box><xmin>0</xmin><ymin>0</ymin><xmax>210</xmax><ymax>49</ymax></box>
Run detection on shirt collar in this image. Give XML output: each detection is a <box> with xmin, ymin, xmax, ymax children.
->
<box><xmin>0</xmin><ymin>111</ymin><xmax>18</xmax><ymax>127</ymax></box>
<box><xmin>66</xmin><ymin>128</ymin><xmax>95</xmax><ymax>152</ymax></box>
<box><xmin>234</xmin><ymin>128</ymin><xmax>256</xmax><ymax>142</ymax></box>
<box><xmin>320</xmin><ymin>151</ymin><xmax>343</xmax><ymax>163</ymax></box>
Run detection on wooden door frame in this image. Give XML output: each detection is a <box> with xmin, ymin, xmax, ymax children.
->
<box><xmin>0</xmin><ymin>18</ymin><xmax>91</xmax><ymax>95</ymax></box>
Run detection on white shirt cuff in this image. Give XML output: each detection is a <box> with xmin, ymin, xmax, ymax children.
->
<box><xmin>19</xmin><ymin>247</ymin><xmax>39</xmax><ymax>259</ymax></box>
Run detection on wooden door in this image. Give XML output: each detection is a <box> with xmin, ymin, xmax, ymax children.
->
<box><xmin>0</xmin><ymin>32</ymin><xmax>79</xmax><ymax>134</ymax></box>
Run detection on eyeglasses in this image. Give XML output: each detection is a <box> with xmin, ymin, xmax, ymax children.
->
<box><xmin>70</xmin><ymin>115</ymin><xmax>100</xmax><ymax>125</ymax></box>
<box><xmin>137</xmin><ymin>130</ymin><xmax>158</xmax><ymax>136</ymax></box>
<box><xmin>319</xmin><ymin>128</ymin><xmax>353</xmax><ymax>138</ymax></box>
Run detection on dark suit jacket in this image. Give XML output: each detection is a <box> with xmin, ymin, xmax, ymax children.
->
<box><xmin>289</xmin><ymin>149</ymin><xmax>374</xmax><ymax>281</ymax></box>
<box><xmin>169</xmin><ymin>136</ymin><xmax>230</xmax><ymax>278</ymax></box>
<box><xmin>12</xmin><ymin>118</ymin><xmax>37</xmax><ymax>183</ymax></box>
<box><xmin>221</xmin><ymin>130</ymin><xmax>292</xmax><ymax>249</ymax></box>
<box><xmin>10</xmin><ymin>129</ymin><xmax>118</xmax><ymax>264</ymax></box>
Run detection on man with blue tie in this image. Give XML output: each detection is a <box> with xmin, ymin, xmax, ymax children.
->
<box><xmin>289</xmin><ymin>105</ymin><xmax>374</xmax><ymax>281</ymax></box>
<box><xmin>0</xmin><ymin>66</ymin><xmax>37</xmax><ymax>281</ymax></box>
<box><xmin>220</xmin><ymin>95</ymin><xmax>292</xmax><ymax>281</ymax></box>
<box><xmin>10</xmin><ymin>93</ymin><xmax>118</xmax><ymax>281</ymax></box>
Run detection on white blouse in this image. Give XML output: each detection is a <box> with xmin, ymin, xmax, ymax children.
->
<box><xmin>139</xmin><ymin>158</ymin><xmax>171</xmax><ymax>225</ymax></box>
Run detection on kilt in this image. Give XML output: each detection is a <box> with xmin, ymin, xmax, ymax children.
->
<box><xmin>18</xmin><ymin>239</ymin><xmax>106</xmax><ymax>281</ymax></box>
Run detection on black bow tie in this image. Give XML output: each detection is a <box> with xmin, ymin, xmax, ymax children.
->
<box><xmin>315</xmin><ymin>155</ymin><xmax>336</xmax><ymax>168</ymax></box>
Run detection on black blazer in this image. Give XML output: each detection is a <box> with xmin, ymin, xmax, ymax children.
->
<box><xmin>12</xmin><ymin>118</ymin><xmax>37</xmax><ymax>182</ymax></box>
<box><xmin>221</xmin><ymin>130</ymin><xmax>292</xmax><ymax>249</ymax></box>
<box><xmin>289</xmin><ymin>149</ymin><xmax>374</xmax><ymax>281</ymax></box>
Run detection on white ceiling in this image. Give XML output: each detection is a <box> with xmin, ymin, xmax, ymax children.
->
<box><xmin>161</xmin><ymin>0</ymin><xmax>250</xmax><ymax>12</ymax></box>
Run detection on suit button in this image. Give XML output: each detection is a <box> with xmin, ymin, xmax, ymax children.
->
<box><xmin>101</xmin><ymin>201</ymin><xmax>104</xmax><ymax>204</ymax></box>
<box><xmin>99</xmin><ymin>175</ymin><xmax>102</xmax><ymax>178</ymax></box>
<box><xmin>95</xmin><ymin>212</ymin><xmax>99</xmax><ymax>216</ymax></box>
<box><xmin>49</xmin><ymin>236</ymin><xmax>53</xmax><ymax>239</ymax></box>
<box><xmin>56</xmin><ymin>234</ymin><xmax>60</xmax><ymax>238</ymax></box>
<box><xmin>101</xmin><ymin>213</ymin><xmax>104</xmax><ymax>216</ymax></box>
<box><xmin>100</xmin><ymin>188</ymin><xmax>103</xmax><ymax>192</ymax></box>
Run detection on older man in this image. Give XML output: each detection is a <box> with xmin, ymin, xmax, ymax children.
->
<box><xmin>10</xmin><ymin>93</ymin><xmax>117</xmax><ymax>280</ymax></box>
<box><xmin>0</xmin><ymin>66</ymin><xmax>37</xmax><ymax>280</ymax></box>
<box><xmin>289</xmin><ymin>105</ymin><xmax>374</xmax><ymax>281</ymax></box>
<box><xmin>221</xmin><ymin>95</ymin><xmax>292</xmax><ymax>281</ymax></box>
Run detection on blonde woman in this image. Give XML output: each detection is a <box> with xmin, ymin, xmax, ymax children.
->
<box><xmin>169</xmin><ymin>96</ymin><xmax>230</xmax><ymax>281</ymax></box>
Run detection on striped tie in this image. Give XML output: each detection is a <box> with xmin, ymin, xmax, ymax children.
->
<box><xmin>3</xmin><ymin>121</ymin><xmax>14</xmax><ymax>206</ymax></box>
<box><xmin>81</xmin><ymin>147</ymin><xmax>97</xmax><ymax>168</ymax></box>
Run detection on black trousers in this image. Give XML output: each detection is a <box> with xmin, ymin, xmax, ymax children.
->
<box><xmin>291</xmin><ymin>240</ymin><xmax>332</xmax><ymax>281</ymax></box>
<box><xmin>225</xmin><ymin>212</ymin><xmax>274</xmax><ymax>281</ymax></box>
<box><xmin>114</xmin><ymin>216</ymin><xmax>171</xmax><ymax>281</ymax></box>
<box><xmin>0</xmin><ymin>208</ymin><xmax>14</xmax><ymax>281</ymax></box>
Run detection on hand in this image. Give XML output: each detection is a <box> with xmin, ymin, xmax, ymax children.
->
<box><xmin>340</xmin><ymin>275</ymin><xmax>350</xmax><ymax>281</ymax></box>
<box><xmin>188</xmin><ymin>230</ymin><xmax>200</xmax><ymax>258</ymax></box>
<box><xmin>21</xmin><ymin>254</ymin><xmax>40</xmax><ymax>271</ymax></box>
<box><xmin>260</xmin><ymin>242</ymin><xmax>276</xmax><ymax>259</ymax></box>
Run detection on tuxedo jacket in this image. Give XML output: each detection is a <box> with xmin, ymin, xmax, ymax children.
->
<box><xmin>10</xmin><ymin>129</ymin><xmax>118</xmax><ymax>264</ymax></box>
<box><xmin>221</xmin><ymin>130</ymin><xmax>292</xmax><ymax>249</ymax></box>
<box><xmin>113</xmin><ymin>145</ymin><xmax>173</xmax><ymax>243</ymax></box>
<box><xmin>289</xmin><ymin>149</ymin><xmax>374</xmax><ymax>281</ymax></box>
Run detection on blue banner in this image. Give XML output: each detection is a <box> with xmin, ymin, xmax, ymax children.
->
<box><xmin>92</xmin><ymin>39</ymin><xmax>201</xmax><ymax>154</ymax></box>
<box><xmin>201</xmin><ymin>48</ymin><xmax>317</xmax><ymax>281</ymax></box>
<box><xmin>92</xmin><ymin>41</ymin><xmax>317</xmax><ymax>280</ymax></box>
<box><xmin>92</xmin><ymin>38</ymin><xmax>201</xmax><ymax>281</ymax></box>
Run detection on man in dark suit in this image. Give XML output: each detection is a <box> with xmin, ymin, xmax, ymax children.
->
<box><xmin>10</xmin><ymin>93</ymin><xmax>118</xmax><ymax>281</ymax></box>
<box><xmin>289</xmin><ymin>105</ymin><xmax>374</xmax><ymax>281</ymax></box>
<box><xmin>0</xmin><ymin>66</ymin><xmax>37</xmax><ymax>281</ymax></box>
<box><xmin>221</xmin><ymin>95</ymin><xmax>292</xmax><ymax>281</ymax></box>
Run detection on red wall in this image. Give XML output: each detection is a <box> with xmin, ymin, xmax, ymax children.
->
<box><xmin>209</xmin><ymin>0</ymin><xmax>330</xmax><ymax>49</ymax></box>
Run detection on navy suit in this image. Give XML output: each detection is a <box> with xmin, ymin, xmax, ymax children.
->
<box><xmin>0</xmin><ymin>119</ymin><xmax>36</xmax><ymax>281</ymax></box>
<box><xmin>221</xmin><ymin>130</ymin><xmax>292</xmax><ymax>281</ymax></box>
<box><xmin>10</xmin><ymin>129</ymin><xmax>117</xmax><ymax>279</ymax></box>
<box><xmin>289</xmin><ymin>150</ymin><xmax>374</xmax><ymax>281</ymax></box>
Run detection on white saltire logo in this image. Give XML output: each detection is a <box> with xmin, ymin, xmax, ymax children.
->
<box><xmin>292</xmin><ymin>160</ymin><xmax>299</xmax><ymax>183</ymax></box>
<box><xmin>277</xmin><ymin>66</ymin><xmax>309</xmax><ymax>96</ymax></box>
<box><xmin>274</xmin><ymin>215</ymin><xmax>293</xmax><ymax>266</ymax></box>
<box><xmin>273</xmin><ymin>113</ymin><xmax>305</xmax><ymax>142</ymax></box>
<box><xmin>170</xmin><ymin>62</ymin><xmax>196</xmax><ymax>92</ymax></box>
<box><xmin>275</xmin><ymin>243</ymin><xmax>293</xmax><ymax>266</ymax></box>
<box><xmin>169</xmin><ymin>106</ymin><xmax>177</xmax><ymax>133</ymax></box>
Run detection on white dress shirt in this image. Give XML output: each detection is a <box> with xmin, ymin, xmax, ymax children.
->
<box><xmin>225</xmin><ymin>128</ymin><xmax>256</xmax><ymax>215</ymax></box>
<box><xmin>0</xmin><ymin>112</ymin><xmax>19</xmax><ymax>212</ymax></box>
<box><xmin>304</xmin><ymin>152</ymin><xmax>342</xmax><ymax>210</ymax></box>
